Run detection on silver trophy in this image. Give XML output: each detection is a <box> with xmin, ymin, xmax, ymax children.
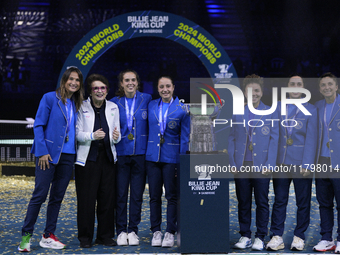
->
<box><xmin>181</xmin><ymin>100</ymin><xmax>225</xmax><ymax>153</ymax></box>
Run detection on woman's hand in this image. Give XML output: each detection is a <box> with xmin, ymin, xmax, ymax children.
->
<box><xmin>262</xmin><ymin>166</ymin><xmax>271</xmax><ymax>175</ymax></box>
<box><xmin>112</xmin><ymin>127</ymin><xmax>119</xmax><ymax>140</ymax></box>
<box><xmin>38</xmin><ymin>154</ymin><xmax>52</xmax><ymax>170</ymax></box>
<box><xmin>300</xmin><ymin>168</ymin><xmax>311</xmax><ymax>177</ymax></box>
<box><xmin>230</xmin><ymin>166</ymin><xmax>238</xmax><ymax>175</ymax></box>
<box><xmin>93</xmin><ymin>128</ymin><xmax>106</xmax><ymax>140</ymax></box>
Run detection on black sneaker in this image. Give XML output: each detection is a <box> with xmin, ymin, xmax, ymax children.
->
<box><xmin>95</xmin><ymin>238</ymin><xmax>117</xmax><ymax>246</ymax></box>
<box><xmin>80</xmin><ymin>242</ymin><xmax>92</xmax><ymax>248</ymax></box>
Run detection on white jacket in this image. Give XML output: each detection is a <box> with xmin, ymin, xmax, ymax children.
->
<box><xmin>76</xmin><ymin>98</ymin><xmax>121</xmax><ymax>166</ymax></box>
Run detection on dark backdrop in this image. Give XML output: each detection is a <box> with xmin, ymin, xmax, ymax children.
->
<box><xmin>1</xmin><ymin>0</ymin><xmax>340</xmax><ymax>120</ymax></box>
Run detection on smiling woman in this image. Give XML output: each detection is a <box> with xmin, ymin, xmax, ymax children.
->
<box><xmin>228</xmin><ymin>74</ymin><xmax>279</xmax><ymax>251</ymax></box>
<box><xmin>145</xmin><ymin>75</ymin><xmax>190</xmax><ymax>248</ymax></box>
<box><xmin>18</xmin><ymin>67</ymin><xmax>84</xmax><ymax>252</ymax></box>
<box><xmin>110</xmin><ymin>69</ymin><xmax>152</xmax><ymax>246</ymax></box>
<box><xmin>75</xmin><ymin>73</ymin><xmax>121</xmax><ymax>248</ymax></box>
<box><xmin>158</xmin><ymin>77</ymin><xmax>175</xmax><ymax>103</ymax></box>
<box><xmin>313</xmin><ymin>72</ymin><xmax>340</xmax><ymax>253</ymax></box>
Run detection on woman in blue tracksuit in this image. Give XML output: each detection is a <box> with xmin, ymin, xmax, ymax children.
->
<box><xmin>266</xmin><ymin>75</ymin><xmax>317</xmax><ymax>251</ymax></box>
<box><xmin>146</xmin><ymin>76</ymin><xmax>190</xmax><ymax>248</ymax></box>
<box><xmin>110</xmin><ymin>69</ymin><xmax>152</xmax><ymax>246</ymax></box>
<box><xmin>18</xmin><ymin>67</ymin><xmax>84</xmax><ymax>252</ymax></box>
<box><xmin>228</xmin><ymin>74</ymin><xmax>279</xmax><ymax>251</ymax></box>
<box><xmin>313</xmin><ymin>72</ymin><xmax>340</xmax><ymax>253</ymax></box>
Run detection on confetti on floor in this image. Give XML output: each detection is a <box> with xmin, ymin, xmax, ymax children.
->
<box><xmin>0</xmin><ymin>176</ymin><xmax>331</xmax><ymax>254</ymax></box>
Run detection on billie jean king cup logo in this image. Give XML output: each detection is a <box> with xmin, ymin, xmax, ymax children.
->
<box><xmin>181</xmin><ymin>82</ymin><xmax>225</xmax><ymax>153</ymax></box>
<box><xmin>195</xmin><ymin>164</ymin><xmax>213</xmax><ymax>180</ymax></box>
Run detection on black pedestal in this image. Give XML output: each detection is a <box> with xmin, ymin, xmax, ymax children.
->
<box><xmin>178</xmin><ymin>154</ymin><xmax>231</xmax><ymax>253</ymax></box>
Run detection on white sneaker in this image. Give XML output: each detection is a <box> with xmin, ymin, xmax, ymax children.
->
<box><xmin>335</xmin><ymin>241</ymin><xmax>340</xmax><ymax>254</ymax></box>
<box><xmin>266</xmin><ymin>235</ymin><xmax>284</xmax><ymax>251</ymax></box>
<box><xmin>234</xmin><ymin>236</ymin><xmax>252</xmax><ymax>249</ymax></box>
<box><xmin>128</xmin><ymin>231</ymin><xmax>139</xmax><ymax>246</ymax></box>
<box><xmin>117</xmin><ymin>232</ymin><xmax>128</xmax><ymax>246</ymax></box>
<box><xmin>252</xmin><ymin>237</ymin><xmax>264</xmax><ymax>251</ymax></box>
<box><xmin>151</xmin><ymin>231</ymin><xmax>163</xmax><ymax>247</ymax></box>
<box><xmin>39</xmin><ymin>233</ymin><xmax>65</xmax><ymax>249</ymax></box>
<box><xmin>162</xmin><ymin>232</ymin><xmax>174</xmax><ymax>248</ymax></box>
<box><xmin>313</xmin><ymin>240</ymin><xmax>336</xmax><ymax>252</ymax></box>
<box><xmin>291</xmin><ymin>235</ymin><xmax>305</xmax><ymax>251</ymax></box>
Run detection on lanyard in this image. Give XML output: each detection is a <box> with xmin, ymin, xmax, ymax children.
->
<box><xmin>323</xmin><ymin>96</ymin><xmax>337</xmax><ymax>130</ymax></box>
<box><xmin>159</xmin><ymin>98</ymin><xmax>173</xmax><ymax>136</ymax></box>
<box><xmin>65</xmin><ymin>99</ymin><xmax>73</xmax><ymax>134</ymax></box>
<box><xmin>245</xmin><ymin>105</ymin><xmax>255</xmax><ymax>142</ymax></box>
<box><xmin>286</xmin><ymin>104</ymin><xmax>300</xmax><ymax>137</ymax></box>
<box><xmin>125</xmin><ymin>94</ymin><xmax>136</xmax><ymax>133</ymax></box>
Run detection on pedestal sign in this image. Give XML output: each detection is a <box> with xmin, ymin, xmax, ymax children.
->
<box><xmin>178</xmin><ymin>154</ymin><xmax>232</xmax><ymax>253</ymax></box>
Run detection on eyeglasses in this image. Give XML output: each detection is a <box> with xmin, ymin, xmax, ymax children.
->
<box><xmin>92</xmin><ymin>86</ymin><xmax>107</xmax><ymax>92</ymax></box>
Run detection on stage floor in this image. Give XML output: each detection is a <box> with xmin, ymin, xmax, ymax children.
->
<box><xmin>0</xmin><ymin>176</ymin><xmax>332</xmax><ymax>254</ymax></box>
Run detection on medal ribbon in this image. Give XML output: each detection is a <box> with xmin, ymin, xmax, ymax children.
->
<box><xmin>323</xmin><ymin>96</ymin><xmax>337</xmax><ymax>129</ymax></box>
<box><xmin>323</xmin><ymin>95</ymin><xmax>337</xmax><ymax>145</ymax></box>
<box><xmin>125</xmin><ymin>94</ymin><xmax>136</xmax><ymax>134</ymax></box>
<box><xmin>245</xmin><ymin>105</ymin><xmax>254</xmax><ymax>143</ymax></box>
<box><xmin>286</xmin><ymin>104</ymin><xmax>300</xmax><ymax>137</ymax></box>
<box><xmin>65</xmin><ymin>99</ymin><xmax>73</xmax><ymax>134</ymax></box>
<box><xmin>159</xmin><ymin>98</ymin><xmax>174</xmax><ymax>137</ymax></box>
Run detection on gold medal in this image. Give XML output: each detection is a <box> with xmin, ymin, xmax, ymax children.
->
<box><xmin>65</xmin><ymin>135</ymin><xmax>69</xmax><ymax>142</ymax></box>
<box><xmin>248</xmin><ymin>142</ymin><xmax>253</xmax><ymax>151</ymax></box>
<box><xmin>160</xmin><ymin>136</ymin><xmax>165</xmax><ymax>144</ymax></box>
<box><xmin>128</xmin><ymin>133</ymin><xmax>134</xmax><ymax>140</ymax></box>
<box><xmin>327</xmin><ymin>141</ymin><xmax>330</xmax><ymax>148</ymax></box>
<box><xmin>287</xmin><ymin>138</ymin><xmax>293</xmax><ymax>145</ymax></box>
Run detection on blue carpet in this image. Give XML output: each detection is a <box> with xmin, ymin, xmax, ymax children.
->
<box><xmin>0</xmin><ymin>176</ymin><xmax>333</xmax><ymax>254</ymax></box>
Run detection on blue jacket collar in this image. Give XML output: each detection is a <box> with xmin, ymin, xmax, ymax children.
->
<box><xmin>153</xmin><ymin>97</ymin><xmax>179</xmax><ymax>122</ymax></box>
<box><xmin>117</xmin><ymin>91</ymin><xmax>144</xmax><ymax>114</ymax></box>
<box><xmin>320</xmin><ymin>94</ymin><xmax>340</xmax><ymax>125</ymax></box>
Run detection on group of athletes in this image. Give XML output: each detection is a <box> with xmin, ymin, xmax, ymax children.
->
<box><xmin>17</xmin><ymin>68</ymin><xmax>190</xmax><ymax>252</ymax></box>
<box><xmin>15</xmin><ymin>64</ymin><xmax>340</xmax><ymax>253</ymax></box>
<box><xmin>228</xmin><ymin>72</ymin><xmax>340</xmax><ymax>252</ymax></box>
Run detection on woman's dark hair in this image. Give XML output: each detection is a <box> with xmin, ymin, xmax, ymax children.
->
<box><xmin>57</xmin><ymin>66</ymin><xmax>84</xmax><ymax>111</ymax></box>
<box><xmin>158</xmin><ymin>75</ymin><xmax>174</xmax><ymax>85</ymax></box>
<box><xmin>318</xmin><ymin>72</ymin><xmax>337</xmax><ymax>86</ymax></box>
<box><xmin>288</xmin><ymin>73</ymin><xmax>304</xmax><ymax>87</ymax></box>
<box><xmin>242</xmin><ymin>74</ymin><xmax>263</xmax><ymax>92</ymax></box>
<box><xmin>87</xmin><ymin>73</ymin><xmax>110</xmax><ymax>95</ymax></box>
<box><xmin>116</xmin><ymin>69</ymin><xmax>140</xmax><ymax>97</ymax></box>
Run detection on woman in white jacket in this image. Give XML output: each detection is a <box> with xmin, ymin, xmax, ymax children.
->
<box><xmin>75</xmin><ymin>73</ymin><xmax>121</xmax><ymax>248</ymax></box>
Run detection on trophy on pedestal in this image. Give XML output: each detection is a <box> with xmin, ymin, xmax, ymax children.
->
<box><xmin>181</xmin><ymin>100</ymin><xmax>225</xmax><ymax>154</ymax></box>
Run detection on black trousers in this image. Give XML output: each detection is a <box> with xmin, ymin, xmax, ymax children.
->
<box><xmin>75</xmin><ymin>147</ymin><xmax>116</xmax><ymax>244</ymax></box>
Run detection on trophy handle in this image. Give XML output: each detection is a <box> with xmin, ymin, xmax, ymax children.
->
<box><xmin>209</xmin><ymin>99</ymin><xmax>225</xmax><ymax>117</ymax></box>
<box><xmin>219</xmin><ymin>99</ymin><xmax>225</xmax><ymax>109</ymax></box>
<box><xmin>179</xmin><ymin>99</ymin><xmax>190</xmax><ymax>115</ymax></box>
